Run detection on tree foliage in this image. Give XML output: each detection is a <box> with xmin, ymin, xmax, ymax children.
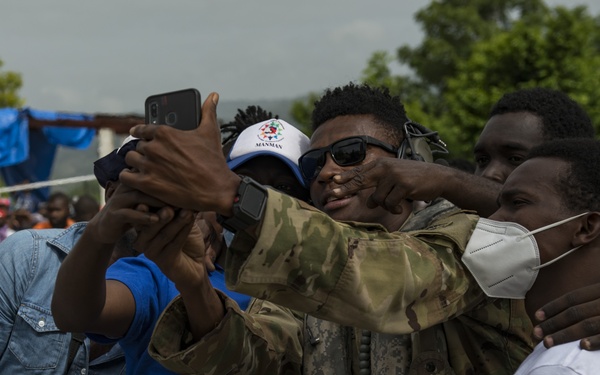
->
<box><xmin>442</xmin><ymin>5</ymin><xmax>600</xmax><ymax>155</ymax></box>
<box><xmin>289</xmin><ymin>92</ymin><xmax>320</xmax><ymax>137</ymax></box>
<box><xmin>291</xmin><ymin>0</ymin><xmax>600</xmax><ymax>160</ymax></box>
<box><xmin>0</xmin><ymin>58</ymin><xmax>24</xmax><ymax>108</ymax></box>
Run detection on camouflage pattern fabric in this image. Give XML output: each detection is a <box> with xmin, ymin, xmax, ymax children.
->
<box><xmin>226</xmin><ymin>192</ymin><xmax>485</xmax><ymax>332</ymax></box>
<box><xmin>149</xmin><ymin>291</ymin><xmax>305</xmax><ymax>374</ymax></box>
<box><xmin>149</xmin><ymin>191</ymin><xmax>533</xmax><ymax>374</ymax></box>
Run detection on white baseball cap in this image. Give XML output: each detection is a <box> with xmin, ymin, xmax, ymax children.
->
<box><xmin>226</xmin><ymin>119</ymin><xmax>310</xmax><ymax>187</ymax></box>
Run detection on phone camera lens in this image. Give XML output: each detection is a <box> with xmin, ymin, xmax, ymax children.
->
<box><xmin>166</xmin><ymin>112</ymin><xmax>177</xmax><ymax>126</ymax></box>
<box><xmin>150</xmin><ymin>103</ymin><xmax>158</xmax><ymax>117</ymax></box>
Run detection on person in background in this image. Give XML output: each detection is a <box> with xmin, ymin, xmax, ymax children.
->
<box><xmin>0</xmin><ymin>198</ymin><xmax>15</xmax><ymax>242</ymax></box>
<box><xmin>11</xmin><ymin>179</ymin><xmax>39</xmax><ymax>213</ymax></box>
<box><xmin>33</xmin><ymin>191</ymin><xmax>75</xmax><ymax>229</ymax></box>
<box><xmin>72</xmin><ymin>194</ymin><xmax>101</xmax><ymax>222</ymax></box>
<box><xmin>52</xmin><ymin>110</ymin><xmax>311</xmax><ymax>374</ymax></box>
<box><xmin>8</xmin><ymin>208</ymin><xmax>36</xmax><ymax>231</ymax></box>
<box><xmin>0</xmin><ymin>201</ymin><xmax>126</xmax><ymax>372</ymax></box>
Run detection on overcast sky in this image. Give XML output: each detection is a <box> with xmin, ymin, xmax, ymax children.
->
<box><xmin>2</xmin><ymin>0</ymin><xmax>599</xmax><ymax>116</ymax></box>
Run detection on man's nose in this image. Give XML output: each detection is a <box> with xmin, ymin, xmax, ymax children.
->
<box><xmin>315</xmin><ymin>153</ymin><xmax>342</xmax><ymax>182</ymax></box>
<box><xmin>478</xmin><ymin>162</ymin><xmax>509</xmax><ymax>184</ymax></box>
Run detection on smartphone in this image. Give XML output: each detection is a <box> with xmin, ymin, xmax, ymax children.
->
<box><xmin>144</xmin><ymin>88</ymin><xmax>201</xmax><ymax>130</ymax></box>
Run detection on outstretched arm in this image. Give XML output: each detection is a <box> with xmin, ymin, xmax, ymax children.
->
<box><xmin>52</xmin><ymin>183</ymin><xmax>166</xmax><ymax>338</ymax></box>
<box><xmin>534</xmin><ymin>283</ymin><xmax>600</xmax><ymax>350</ymax></box>
<box><xmin>331</xmin><ymin>158</ymin><xmax>502</xmax><ymax>217</ymax></box>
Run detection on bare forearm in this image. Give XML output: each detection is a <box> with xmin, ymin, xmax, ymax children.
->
<box><xmin>440</xmin><ymin>169</ymin><xmax>501</xmax><ymax>217</ymax></box>
<box><xmin>52</xmin><ymin>228</ymin><xmax>114</xmax><ymax>331</ymax></box>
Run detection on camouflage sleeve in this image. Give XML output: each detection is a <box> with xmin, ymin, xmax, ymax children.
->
<box><xmin>225</xmin><ymin>190</ymin><xmax>485</xmax><ymax>335</ymax></box>
<box><xmin>149</xmin><ymin>290</ymin><xmax>304</xmax><ymax>374</ymax></box>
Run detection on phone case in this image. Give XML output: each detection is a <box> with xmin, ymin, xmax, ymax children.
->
<box><xmin>144</xmin><ymin>88</ymin><xmax>201</xmax><ymax>130</ymax></box>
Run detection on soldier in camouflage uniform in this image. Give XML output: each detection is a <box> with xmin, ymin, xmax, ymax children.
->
<box><xmin>121</xmin><ymin>84</ymin><xmax>533</xmax><ymax>374</ymax></box>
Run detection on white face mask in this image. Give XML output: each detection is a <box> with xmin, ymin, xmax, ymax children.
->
<box><xmin>462</xmin><ymin>212</ymin><xmax>588</xmax><ymax>299</ymax></box>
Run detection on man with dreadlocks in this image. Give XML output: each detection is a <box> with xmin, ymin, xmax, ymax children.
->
<box><xmin>120</xmin><ymin>83</ymin><xmax>534</xmax><ymax>374</ymax></box>
<box><xmin>221</xmin><ymin>105</ymin><xmax>279</xmax><ymax>148</ymax></box>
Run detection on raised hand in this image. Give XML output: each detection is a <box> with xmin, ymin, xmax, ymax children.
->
<box><xmin>331</xmin><ymin>158</ymin><xmax>446</xmax><ymax>214</ymax></box>
<box><xmin>85</xmin><ymin>182</ymin><xmax>164</xmax><ymax>245</ymax></box>
<box><xmin>119</xmin><ymin>92</ymin><xmax>241</xmax><ymax>216</ymax></box>
<box><xmin>331</xmin><ymin>157</ymin><xmax>502</xmax><ymax>217</ymax></box>
<box><xmin>134</xmin><ymin>208</ymin><xmax>202</xmax><ymax>289</ymax></box>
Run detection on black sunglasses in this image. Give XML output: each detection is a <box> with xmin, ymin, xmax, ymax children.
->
<box><xmin>299</xmin><ymin>136</ymin><xmax>398</xmax><ymax>181</ymax></box>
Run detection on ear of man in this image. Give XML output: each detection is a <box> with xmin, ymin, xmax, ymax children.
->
<box><xmin>572</xmin><ymin>212</ymin><xmax>600</xmax><ymax>248</ymax></box>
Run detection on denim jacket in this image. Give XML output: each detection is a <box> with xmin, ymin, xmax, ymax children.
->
<box><xmin>0</xmin><ymin>223</ymin><xmax>126</xmax><ymax>374</ymax></box>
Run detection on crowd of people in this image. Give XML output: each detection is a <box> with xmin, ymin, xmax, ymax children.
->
<box><xmin>1</xmin><ymin>85</ymin><xmax>600</xmax><ymax>374</ymax></box>
<box><xmin>0</xmin><ymin>190</ymin><xmax>100</xmax><ymax>241</ymax></box>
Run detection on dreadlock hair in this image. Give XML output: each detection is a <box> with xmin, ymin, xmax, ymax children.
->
<box><xmin>527</xmin><ymin>138</ymin><xmax>600</xmax><ymax>212</ymax></box>
<box><xmin>311</xmin><ymin>82</ymin><xmax>408</xmax><ymax>147</ymax></box>
<box><xmin>221</xmin><ymin>105</ymin><xmax>279</xmax><ymax>156</ymax></box>
<box><xmin>489</xmin><ymin>87</ymin><xmax>594</xmax><ymax>141</ymax></box>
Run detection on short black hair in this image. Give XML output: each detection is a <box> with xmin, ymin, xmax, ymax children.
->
<box><xmin>489</xmin><ymin>87</ymin><xmax>594</xmax><ymax>140</ymax></box>
<box><xmin>527</xmin><ymin>138</ymin><xmax>600</xmax><ymax>212</ymax></box>
<box><xmin>221</xmin><ymin>105</ymin><xmax>278</xmax><ymax>155</ymax></box>
<box><xmin>48</xmin><ymin>191</ymin><xmax>71</xmax><ymax>207</ymax></box>
<box><xmin>72</xmin><ymin>194</ymin><xmax>100</xmax><ymax>221</ymax></box>
<box><xmin>311</xmin><ymin>83</ymin><xmax>408</xmax><ymax>147</ymax></box>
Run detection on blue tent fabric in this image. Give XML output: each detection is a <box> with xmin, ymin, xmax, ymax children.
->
<box><xmin>0</xmin><ymin>130</ymin><xmax>56</xmax><ymax>210</ymax></box>
<box><xmin>0</xmin><ymin>107</ymin><xmax>96</xmax><ymax>209</ymax></box>
<box><xmin>0</xmin><ymin>108</ymin><xmax>29</xmax><ymax>167</ymax></box>
<box><xmin>27</xmin><ymin>108</ymin><xmax>96</xmax><ymax>149</ymax></box>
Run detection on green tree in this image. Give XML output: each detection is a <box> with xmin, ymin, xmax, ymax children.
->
<box><xmin>359</xmin><ymin>0</ymin><xmax>600</xmax><ymax>158</ymax></box>
<box><xmin>396</xmin><ymin>0</ymin><xmax>547</xmax><ymax>95</ymax></box>
<box><xmin>0</xmin><ymin>58</ymin><xmax>24</xmax><ymax>108</ymax></box>
<box><xmin>441</xmin><ymin>5</ymin><xmax>600</xmax><ymax>155</ymax></box>
<box><xmin>290</xmin><ymin>1</ymin><xmax>600</xmax><ymax>160</ymax></box>
<box><xmin>289</xmin><ymin>92</ymin><xmax>320</xmax><ymax>137</ymax></box>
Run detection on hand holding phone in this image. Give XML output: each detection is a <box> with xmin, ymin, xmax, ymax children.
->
<box><xmin>144</xmin><ymin>88</ymin><xmax>201</xmax><ymax>131</ymax></box>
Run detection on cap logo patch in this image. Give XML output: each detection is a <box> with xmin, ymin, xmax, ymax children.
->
<box><xmin>257</xmin><ymin>120</ymin><xmax>284</xmax><ymax>142</ymax></box>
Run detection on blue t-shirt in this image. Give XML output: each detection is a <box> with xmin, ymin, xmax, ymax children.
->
<box><xmin>88</xmin><ymin>254</ymin><xmax>251</xmax><ymax>374</ymax></box>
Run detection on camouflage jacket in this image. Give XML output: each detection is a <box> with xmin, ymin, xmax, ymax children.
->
<box><xmin>149</xmin><ymin>192</ymin><xmax>533</xmax><ymax>374</ymax></box>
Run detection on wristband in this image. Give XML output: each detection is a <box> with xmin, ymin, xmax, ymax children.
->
<box><xmin>218</xmin><ymin>176</ymin><xmax>268</xmax><ymax>233</ymax></box>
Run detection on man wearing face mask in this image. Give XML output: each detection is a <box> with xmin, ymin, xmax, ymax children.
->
<box><xmin>466</xmin><ymin>138</ymin><xmax>600</xmax><ymax>374</ymax></box>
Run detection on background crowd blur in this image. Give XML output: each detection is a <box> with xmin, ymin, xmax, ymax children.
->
<box><xmin>0</xmin><ymin>191</ymin><xmax>100</xmax><ymax>243</ymax></box>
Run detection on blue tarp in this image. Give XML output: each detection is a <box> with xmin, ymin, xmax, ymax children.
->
<box><xmin>0</xmin><ymin>107</ymin><xmax>96</xmax><ymax>210</ymax></box>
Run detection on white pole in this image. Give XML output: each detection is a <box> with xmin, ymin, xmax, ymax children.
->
<box><xmin>97</xmin><ymin>128</ymin><xmax>115</xmax><ymax>206</ymax></box>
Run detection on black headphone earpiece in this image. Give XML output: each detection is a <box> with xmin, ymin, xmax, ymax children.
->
<box><xmin>397</xmin><ymin>120</ymin><xmax>448</xmax><ymax>162</ymax></box>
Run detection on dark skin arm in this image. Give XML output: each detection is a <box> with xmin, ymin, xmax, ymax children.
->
<box><xmin>119</xmin><ymin>92</ymin><xmax>236</xmax><ymax>341</ymax></box>
<box><xmin>52</xmin><ymin>183</ymin><xmax>172</xmax><ymax>337</ymax></box>
<box><xmin>139</xmin><ymin>212</ymin><xmax>225</xmax><ymax>340</ymax></box>
<box><xmin>534</xmin><ymin>283</ymin><xmax>600</xmax><ymax>350</ymax></box>
<box><xmin>331</xmin><ymin>158</ymin><xmax>501</xmax><ymax>217</ymax></box>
